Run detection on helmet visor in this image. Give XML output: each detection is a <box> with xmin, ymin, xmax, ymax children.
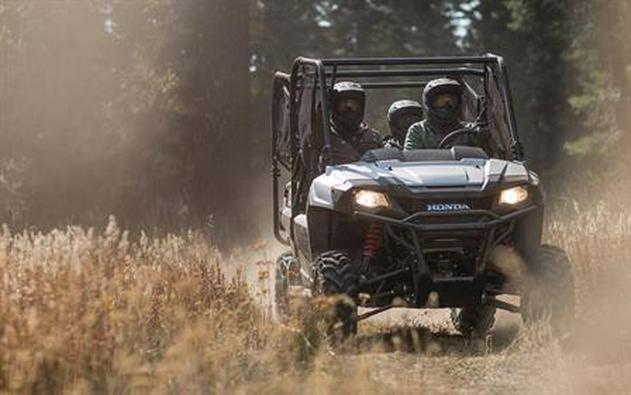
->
<box><xmin>394</xmin><ymin>112</ymin><xmax>423</xmax><ymax>131</ymax></box>
<box><xmin>431</xmin><ymin>93</ymin><xmax>460</xmax><ymax>110</ymax></box>
<box><xmin>334</xmin><ymin>98</ymin><xmax>363</xmax><ymax>115</ymax></box>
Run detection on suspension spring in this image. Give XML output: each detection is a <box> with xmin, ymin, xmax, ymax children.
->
<box><xmin>362</xmin><ymin>222</ymin><xmax>384</xmax><ymax>258</ymax></box>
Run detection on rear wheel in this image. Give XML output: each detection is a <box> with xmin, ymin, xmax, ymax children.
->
<box><xmin>521</xmin><ymin>245</ymin><xmax>575</xmax><ymax>336</ymax></box>
<box><xmin>314</xmin><ymin>251</ymin><xmax>359</xmax><ymax>337</ymax></box>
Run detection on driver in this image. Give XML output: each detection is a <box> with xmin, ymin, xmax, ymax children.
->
<box><xmin>384</xmin><ymin>100</ymin><xmax>423</xmax><ymax>149</ymax></box>
<box><xmin>404</xmin><ymin>78</ymin><xmax>473</xmax><ymax>150</ymax></box>
<box><xmin>326</xmin><ymin>81</ymin><xmax>382</xmax><ymax>165</ymax></box>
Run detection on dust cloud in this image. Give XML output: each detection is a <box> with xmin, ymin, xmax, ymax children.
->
<box><xmin>0</xmin><ymin>1</ymin><xmax>257</xmax><ymax>243</ymax></box>
<box><xmin>2</xmin><ymin>1</ymin><xmax>631</xmax><ymax>393</ymax></box>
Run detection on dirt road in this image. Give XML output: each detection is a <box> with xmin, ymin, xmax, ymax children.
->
<box><xmin>248</xmin><ymin>258</ymin><xmax>631</xmax><ymax>394</ymax></box>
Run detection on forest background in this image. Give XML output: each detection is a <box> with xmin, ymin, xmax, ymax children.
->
<box><xmin>1</xmin><ymin>0</ymin><xmax>629</xmax><ymax>244</ymax></box>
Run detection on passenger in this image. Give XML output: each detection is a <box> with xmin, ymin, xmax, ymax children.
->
<box><xmin>384</xmin><ymin>100</ymin><xmax>423</xmax><ymax>149</ymax></box>
<box><xmin>404</xmin><ymin>78</ymin><xmax>475</xmax><ymax>150</ymax></box>
<box><xmin>326</xmin><ymin>81</ymin><xmax>382</xmax><ymax>165</ymax></box>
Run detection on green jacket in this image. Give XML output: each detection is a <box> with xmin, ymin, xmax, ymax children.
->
<box><xmin>404</xmin><ymin>120</ymin><xmax>475</xmax><ymax>150</ymax></box>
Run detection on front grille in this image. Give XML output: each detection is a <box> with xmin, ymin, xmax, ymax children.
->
<box><xmin>398</xmin><ymin>196</ymin><xmax>495</xmax><ymax>215</ymax></box>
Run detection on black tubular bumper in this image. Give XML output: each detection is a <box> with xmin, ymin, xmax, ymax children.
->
<box><xmin>353</xmin><ymin>205</ymin><xmax>538</xmax><ymax>231</ymax></box>
<box><xmin>353</xmin><ymin>204</ymin><xmax>538</xmax><ymax>307</ymax></box>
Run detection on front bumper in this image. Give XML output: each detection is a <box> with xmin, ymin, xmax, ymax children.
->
<box><xmin>353</xmin><ymin>204</ymin><xmax>538</xmax><ymax>232</ymax></box>
<box><xmin>353</xmin><ymin>204</ymin><xmax>538</xmax><ymax>307</ymax></box>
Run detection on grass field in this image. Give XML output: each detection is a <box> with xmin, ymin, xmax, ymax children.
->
<box><xmin>2</xmin><ymin>200</ymin><xmax>631</xmax><ymax>393</ymax></box>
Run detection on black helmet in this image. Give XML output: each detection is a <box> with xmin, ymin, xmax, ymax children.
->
<box><xmin>331</xmin><ymin>81</ymin><xmax>365</xmax><ymax>137</ymax></box>
<box><xmin>387</xmin><ymin>100</ymin><xmax>423</xmax><ymax>141</ymax></box>
<box><xmin>422</xmin><ymin>78</ymin><xmax>463</xmax><ymax>130</ymax></box>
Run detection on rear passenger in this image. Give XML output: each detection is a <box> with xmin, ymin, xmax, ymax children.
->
<box><xmin>384</xmin><ymin>100</ymin><xmax>423</xmax><ymax>149</ymax></box>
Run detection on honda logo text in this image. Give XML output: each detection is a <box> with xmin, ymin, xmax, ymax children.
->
<box><xmin>426</xmin><ymin>203</ymin><xmax>471</xmax><ymax>212</ymax></box>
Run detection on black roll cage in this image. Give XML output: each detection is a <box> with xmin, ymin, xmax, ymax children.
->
<box><xmin>272</xmin><ymin>54</ymin><xmax>522</xmax><ymax>245</ymax></box>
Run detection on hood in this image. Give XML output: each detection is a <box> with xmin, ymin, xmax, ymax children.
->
<box><xmin>325</xmin><ymin>158</ymin><xmax>529</xmax><ymax>188</ymax></box>
<box><xmin>308</xmin><ymin>158</ymin><xmax>533</xmax><ymax>210</ymax></box>
<box><xmin>308</xmin><ymin>159</ymin><xmax>531</xmax><ymax>208</ymax></box>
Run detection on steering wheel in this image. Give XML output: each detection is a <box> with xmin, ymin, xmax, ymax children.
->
<box><xmin>438</xmin><ymin>125</ymin><xmax>479</xmax><ymax>149</ymax></box>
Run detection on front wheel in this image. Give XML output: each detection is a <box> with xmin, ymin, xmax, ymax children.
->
<box><xmin>521</xmin><ymin>245</ymin><xmax>575</xmax><ymax>336</ymax></box>
<box><xmin>313</xmin><ymin>250</ymin><xmax>359</xmax><ymax>337</ymax></box>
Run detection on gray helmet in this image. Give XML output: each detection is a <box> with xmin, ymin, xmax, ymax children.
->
<box><xmin>422</xmin><ymin>78</ymin><xmax>463</xmax><ymax>129</ymax></box>
<box><xmin>387</xmin><ymin>100</ymin><xmax>423</xmax><ymax>141</ymax></box>
<box><xmin>331</xmin><ymin>81</ymin><xmax>365</xmax><ymax>137</ymax></box>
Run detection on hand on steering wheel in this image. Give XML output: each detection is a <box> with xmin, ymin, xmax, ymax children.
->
<box><xmin>438</xmin><ymin>125</ymin><xmax>481</xmax><ymax>149</ymax></box>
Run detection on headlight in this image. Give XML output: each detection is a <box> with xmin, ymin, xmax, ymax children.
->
<box><xmin>498</xmin><ymin>186</ymin><xmax>529</xmax><ymax>205</ymax></box>
<box><xmin>354</xmin><ymin>190</ymin><xmax>390</xmax><ymax>209</ymax></box>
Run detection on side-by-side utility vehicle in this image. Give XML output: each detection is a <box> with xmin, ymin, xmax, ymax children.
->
<box><xmin>271</xmin><ymin>55</ymin><xmax>574</xmax><ymax>337</ymax></box>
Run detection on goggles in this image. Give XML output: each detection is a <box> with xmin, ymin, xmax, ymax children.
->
<box><xmin>335</xmin><ymin>98</ymin><xmax>362</xmax><ymax>114</ymax></box>
<box><xmin>431</xmin><ymin>93</ymin><xmax>460</xmax><ymax>109</ymax></box>
<box><xmin>394</xmin><ymin>112</ymin><xmax>423</xmax><ymax>130</ymax></box>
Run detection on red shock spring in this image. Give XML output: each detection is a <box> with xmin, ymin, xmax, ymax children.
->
<box><xmin>362</xmin><ymin>222</ymin><xmax>384</xmax><ymax>258</ymax></box>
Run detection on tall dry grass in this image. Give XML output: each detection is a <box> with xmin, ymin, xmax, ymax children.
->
<box><xmin>0</xmin><ymin>216</ymin><xmax>268</xmax><ymax>392</ymax></box>
<box><xmin>548</xmin><ymin>202</ymin><xmax>631</xmax><ymax>365</ymax></box>
<box><xmin>2</xmin><ymin>197</ymin><xmax>631</xmax><ymax>393</ymax></box>
<box><xmin>0</xmin><ymin>217</ymin><xmax>397</xmax><ymax>393</ymax></box>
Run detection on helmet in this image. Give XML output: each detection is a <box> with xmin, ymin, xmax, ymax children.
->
<box><xmin>387</xmin><ymin>100</ymin><xmax>423</xmax><ymax>142</ymax></box>
<box><xmin>331</xmin><ymin>81</ymin><xmax>365</xmax><ymax>137</ymax></box>
<box><xmin>422</xmin><ymin>78</ymin><xmax>463</xmax><ymax>130</ymax></box>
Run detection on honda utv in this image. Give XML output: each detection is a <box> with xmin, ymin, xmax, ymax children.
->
<box><xmin>271</xmin><ymin>55</ymin><xmax>574</xmax><ymax>337</ymax></box>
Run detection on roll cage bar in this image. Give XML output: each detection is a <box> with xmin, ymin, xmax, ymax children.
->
<box><xmin>272</xmin><ymin>54</ymin><xmax>523</xmax><ymax>245</ymax></box>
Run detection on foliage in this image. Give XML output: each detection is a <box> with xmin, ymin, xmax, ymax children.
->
<box><xmin>0</xmin><ymin>1</ymin><xmax>252</xmax><ymax>239</ymax></box>
<box><xmin>564</xmin><ymin>1</ymin><xmax>631</xmax><ymax>151</ymax></box>
<box><xmin>0</xmin><ymin>218</ymin><xmax>256</xmax><ymax>392</ymax></box>
<box><xmin>0</xmin><ymin>0</ymin><xmax>630</xmax><ymax>233</ymax></box>
<box><xmin>1</xmin><ymin>204</ymin><xmax>631</xmax><ymax>392</ymax></box>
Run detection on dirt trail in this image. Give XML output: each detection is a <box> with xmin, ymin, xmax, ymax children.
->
<box><xmin>244</xmin><ymin>252</ymin><xmax>631</xmax><ymax>394</ymax></box>
<box><xmin>247</xmin><ymin>258</ymin><xmax>539</xmax><ymax>393</ymax></box>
